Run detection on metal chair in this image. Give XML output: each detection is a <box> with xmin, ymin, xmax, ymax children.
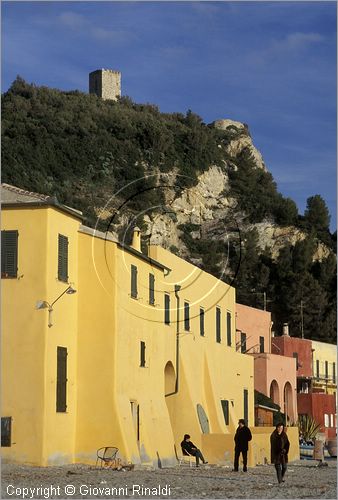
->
<box><xmin>96</xmin><ymin>446</ymin><xmax>119</xmax><ymax>468</ymax></box>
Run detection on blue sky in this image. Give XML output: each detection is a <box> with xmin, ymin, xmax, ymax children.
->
<box><xmin>2</xmin><ymin>1</ymin><xmax>337</xmax><ymax>230</ymax></box>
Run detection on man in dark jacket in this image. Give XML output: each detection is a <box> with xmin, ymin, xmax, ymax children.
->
<box><xmin>270</xmin><ymin>423</ymin><xmax>290</xmax><ymax>483</ymax></box>
<box><xmin>181</xmin><ymin>434</ymin><xmax>208</xmax><ymax>467</ymax></box>
<box><xmin>233</xmin><ymin>419</ymin><xmax>252</xmax><ymax>472</ymax></box>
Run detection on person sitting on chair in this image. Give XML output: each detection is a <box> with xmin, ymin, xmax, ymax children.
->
<box><xmin>181</xmin><ymin>434</ymin><xmax>208</xmax><ymax>467</ymax></box>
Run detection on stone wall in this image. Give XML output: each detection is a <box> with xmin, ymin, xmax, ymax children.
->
<box><xmin>89</xmin><ymin>69</ymin><xmax>121</xmax><ymax>100</ymax></box>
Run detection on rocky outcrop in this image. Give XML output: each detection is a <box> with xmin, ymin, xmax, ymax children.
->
<box><xmin>145</xmin><ymin>165</ymin><xmax>236</xmax><ymax>250</ymax></box>
<box><xmin>250</xmin><ymin>222</ymin><xmax>331</xmax><ymax>261</ymax></box>
<box><xmin>142</xmin><ymin>165</ymin><xmax>331</xmax><ymax>263</ymax></box>
<box><xmin>212</xmin><ymin>119</ymin><xmax>267</xmax><ymax>171</ymax></box>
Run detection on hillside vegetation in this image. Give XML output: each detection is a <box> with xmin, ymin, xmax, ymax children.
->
<box><xmin>2</xmin><ymin>77</ymin><xmax>336</xmax><ymax>342</ymax></box>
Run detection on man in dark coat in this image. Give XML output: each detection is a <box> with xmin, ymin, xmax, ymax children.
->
<box><xmin>233</xmin><ymin>419</ymin><xmax>252</xmax><ymax>472</ymax></box>
<box><xmin>270</xmin><ymin>423</ymin><xmax>290</xmax><ymax>484</ymax></box>
<box><xmin>181</xmin><ymin>434</ymin><xmax>208</xmax><ymax>467</ymax></box>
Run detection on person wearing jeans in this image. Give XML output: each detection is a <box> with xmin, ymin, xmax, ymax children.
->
<box><xmin>181</xmin><ymin>434</ymin><xmax>208</xmax><ymax>467</ymax></box>
<box><xmin>270</xmin><ymin>423</ymin><xmax>290</xmax><ymax>484</ymax></box>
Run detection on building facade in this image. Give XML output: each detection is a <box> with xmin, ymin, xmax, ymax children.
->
<box><xmin>1</xmin><ymin>184</ymin><xmax>299</xmax><ymax>466</ymax></box>
<box><xmin>272</xmin><ymin>332</ymin><xmax>337</xmax><ymax>439</ymax></box>
<box><xmin>236</xmin><ymin>304</ymin><xmax>298</xmax><ymax>425</ymax></box>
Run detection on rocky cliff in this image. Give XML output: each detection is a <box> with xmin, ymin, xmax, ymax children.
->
<box><xmin>97</xmin><ymin>118</ymin><xmax>330</xmax><ymax>265</ymax></box>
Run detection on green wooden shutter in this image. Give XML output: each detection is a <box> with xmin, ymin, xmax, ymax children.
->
<box><xmin>184</xmin><ymin>302</ymin><xmax>190</xmax><ymax>331</ymax></box>
<box><xmin>56</xmin><ymin>347</ymin><xmax>67</xmax><ymax>412</ymax></box>
<box><xmin>1</xmin><ymin>230</ymin><xmax>18</xmax><ymax>278</ymax></box>
<box><xmin>241</xmin><ymin>332</ymin><xmax>247</xmax><ymax>353</ymax></box>
<box><xmin>333</xmin><ymin>362</ymin><xmax>336</xmax><ymax>383</ymax></box>
<box><xmin>164</xmin><ymin>294</ymin><xmax>170</xmax><ymax>324</ymax></box>
<box><xmin>200</xmin><ymin>308</ymin><xmax>205</xmax><ymax>336</ymax></box>
<box><xmin>131</xmin><ymin>265</ymin><xmax>138</xmax><ymax>298</ymax></box>
<box><xmin>316</xmin><ymin>360</ymin><xmax>320</xmax><ymax>378</ymax></box>
<box><xmin>227</xmin><ymin>312</ymin><xmax>232</xmax><ymax>346</ymax></box>
<box><xmin>216</xmin><ymin>307</ymin><xmax>221</xmax><ymax>343</ymax></box>
<box><xmin>221</xmin><ymin>400</ymin><xmax>229</xmax><ymax>425</ymax></box>
<box><xmin>58</xmin><ymin>234</ymin><xmax>68</xmax><ymax>282</ymax></box>
<box><xmin>1</xmin><ymin>417</ymin><xmax>12</xmax><ymax>447</ymax></box>
<box><xmin>259</xmin><ymin>336</ymin><xmax>265</xmax><ymax>353</ymax></box>
<box><xmin>140</xmin><ymin>341</ymin><xmax>146</xmax><ymax>367</ymax></box>
<box><xmin>243</xmin><ymin>389</ymin><xmax>248</xmax><ymax>425</ymax></box>
<box><xmin>149</xmin><ymin>273</ymin><xmax>155</xmax><ymax>305</ymax></box>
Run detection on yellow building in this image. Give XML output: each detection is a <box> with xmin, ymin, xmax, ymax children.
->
<box><xmin>311</xmin><ymin>340</ymin><xmax>337</xmax><ymax>397</ymax></box>
<box><xmin>1</xmin><ymin>184</ymin><xmax>298</xmax><ymax>467</ymax></box>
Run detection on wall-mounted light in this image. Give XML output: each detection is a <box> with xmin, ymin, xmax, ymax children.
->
<box><xmin>36</xmin><ymin>285</ymin><xmax>77</xmax><ymax>328</ymax></box>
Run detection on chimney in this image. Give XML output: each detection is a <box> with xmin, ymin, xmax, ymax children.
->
<box><xmin>131</xmin><ymin>227</ymin><xmax>141</xmax><ymax>252</ymax></box>
<box><xmin>282</xmin><ymin>323</ymin><xmax>289</xmax><ymax>336</ymax></box>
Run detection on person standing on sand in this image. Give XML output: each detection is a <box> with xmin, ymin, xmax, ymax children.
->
<box><xmin>233</xmin><ymin>419</ymin><xmax>252</xmax><ymax>472</ymax></box>
<box><xmin>270</xmin><ymin>422</ymin><xmax>290</xmax><ymax>484</ymax></box>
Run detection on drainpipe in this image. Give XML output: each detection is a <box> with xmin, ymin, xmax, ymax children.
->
<box><xmin>165</xmin><ymin>284</ymin><xmax>181</xmax><ymax>397</ymax></box>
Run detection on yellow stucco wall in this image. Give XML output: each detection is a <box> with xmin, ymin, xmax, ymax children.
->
<box><xmin>202</xmin><ymin>426</ymin><xmax>299</xmax><ymax>466</ymax></box>
<box><xmin>75</xmin><ymin>231</ymin><xmax>177</xmax><ymax>467</ymax></box>
<box><xmin>148</xmin><ymin>245</ymin><xmax>255</xmax><ymax>453</ymax></box>
<box><xmin>1</xmin><ymin>207</ymin><xmax>79</xmax><ymax>465</ymax></box>
<box><xmin>2</xmin><ymin>204</ymin><xmax>286</xmax><ymax>468</ymax></box>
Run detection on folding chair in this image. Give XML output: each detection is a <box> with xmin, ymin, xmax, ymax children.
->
<box><xmin>96</xmin><ymin>446</ymin><xmax>119</xmax><ymax>468</ymax></box>
<box><xmin>174</xmin><ymin>444</ymin><xmax>194</xmax><ymax>467</ymax></box>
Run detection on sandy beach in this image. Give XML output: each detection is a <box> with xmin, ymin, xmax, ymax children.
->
<box><xmin>1</xmin><ymin>460</ymin><xmax>336</xmax><ymax>499</ymax></box>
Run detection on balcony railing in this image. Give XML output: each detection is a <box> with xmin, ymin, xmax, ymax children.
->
<box><xmin>312</xmin><ymin>374</ymin><xmax>336</xmax><ymax>385</ymax></box>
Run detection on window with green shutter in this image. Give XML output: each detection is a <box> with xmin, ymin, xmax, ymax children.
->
<box><xmin>243</xmin><ymin>389</ymin><xmax>248</xmax><ymax>425</ymax></box>
<box><xmin>241</xmin><ymin>332</ymin><xmax>247</xmax><ymax>353</ymax></box>
<box><xmin>131</xmin><ymin>265</ymin><xmax>138</xmax><ymax>298</ymax></box>
<box><xmin>226</xmin><ymin>312</ymin><xmax>232</xmax><ymax>346</ymax></box>
<box><xmin>56</xmin><ymin>347</ymin><xmax>67</xmax><ymax>412</ymax></box>
<box><xmin>1</xmin><ymin>417</ymin><xmax>12</xmax><ymax>447</ymax></box>
<box><xmin>184</xmin><ymin>302</ymin><xmax>190</xmax><ymax>331</ymax></box>
<box><xmin>200</xmin><ymin>308</ymin><xmax>205</xmax><ymax>336</ymax></box>
<box><xmin>140</xmin><ymin>341</ymin><xmax>146</xmax><ymax>367</ymax></box>
<box><xmin>259</xmin><ymin>336</ymin><xmax>265</xmax><ymax>353</ymax></box>
<box><xmin>333</xmin><ymin>362</ymin><xmax>336</xmax><ymax>383</ymax></box>
<box><xmin>216</xmin><ymin>307</ymin><xmax>221</xmax><ymax>343</ymax></box>
<box><xmin>221</xmin><ymin>400</ymin><xmax>229</xmax><ymax>425</ymax></box>
<box><xmin>164</xmin><ymin>294</ymin><xmax>170</xmax><ymax>325</ymax></box>
<box><xmin>58</xmin><ymin>234</ymin><xmax>68</xmax><ymax>282</ymax></box>
<box><xmin>1</xmin><ymin>230</ymin><xmax>18</xmax><ymax>278</ymax></box>
<box><xmin>149</xmin><ymin>273</ymin><xmax>155</xmax><ymax>305</ymax></box>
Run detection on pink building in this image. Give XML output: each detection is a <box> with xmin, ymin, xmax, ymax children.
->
<box><xmin>236</xmin><ymin>304</ymin><xmax>298</xmax><ymax>424</ymax></box>
<box><xmin>271</xmin><ymin>333</ymin><xmax>312</xmax><ymax>393</ymax></box>
<box><xmin>272</xmin><ymin>333</ymin><xmax>336</xmax><ymax>439</ymax></box>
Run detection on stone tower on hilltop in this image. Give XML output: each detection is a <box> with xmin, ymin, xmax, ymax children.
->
<box><xmin>89</xmin><ymin>69</ymin><xmax>121</xmax><ymax>100</ymax></box>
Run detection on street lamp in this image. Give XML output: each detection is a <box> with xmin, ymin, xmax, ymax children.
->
<box><xmin>36</xmin><ymin>285</ymin><xmax>77</xmax><ymax>328</ymax></box>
